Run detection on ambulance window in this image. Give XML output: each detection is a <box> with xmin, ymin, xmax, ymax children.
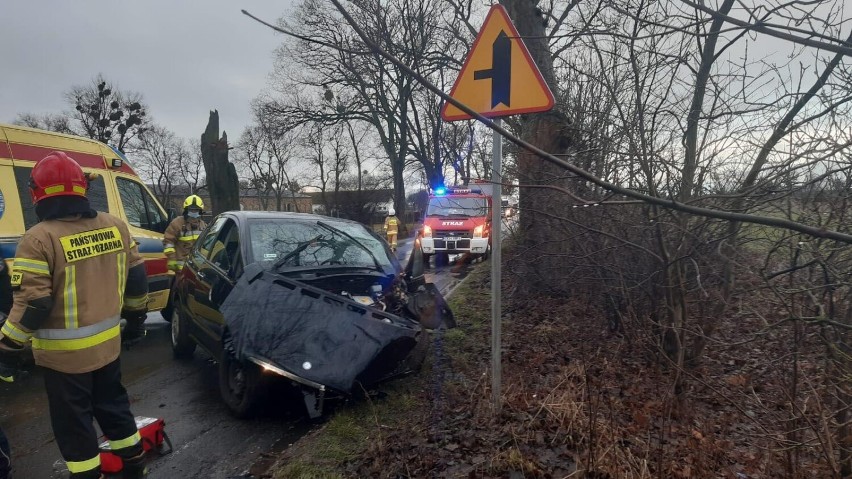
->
<box><xmin>116</xmin><ymin>178</ymin><xmax>168</xmax><ymax>233</ymax></box>
<box><xmin>13</xmin><ymin>167</ymin><xmax>37</xmax><ymax>229</ymax></box>
<box><xmin>14</xmin><ymin>166</ymin><xmax>110</xmax><ymax>229</ymax></box>
<box><xmin>87</xmin><ymin>178</ymin><xmax>108</xmax><ymax>213</ymax></box>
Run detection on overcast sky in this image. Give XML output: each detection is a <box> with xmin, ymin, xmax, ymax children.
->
<box><xmin>1</xmin><ymin>1</ymin><xmax>297</xmax><ymax>141</ymax></box>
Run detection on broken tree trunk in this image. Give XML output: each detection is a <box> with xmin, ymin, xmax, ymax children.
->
<box><xmin>201</xmin><ymin>110</ymin><xmax>240</xmax><ymax>216</ymax></box>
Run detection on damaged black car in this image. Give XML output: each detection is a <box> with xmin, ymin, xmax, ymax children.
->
<box><xmin>169</xmin><ymin>211</ymin><xmax>454</xmax><ymax>419</ymax></box>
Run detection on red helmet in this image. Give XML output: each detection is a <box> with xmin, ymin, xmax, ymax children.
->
<box><xmin>29</xmin><ymin>151</ymin><xmax>88</xmax><ymax>204</ymax></box>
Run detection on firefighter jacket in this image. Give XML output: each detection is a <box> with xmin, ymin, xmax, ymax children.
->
<box><xmin>384</xmin><ymin>215</ymin><xmax>399</xmax><ymax>234</ymax></box>
<box><xmin>162</xmin><ymin>216</ymin><xmax>206</xmax><ymax>270</ymax></box>
<box><xmin>1</xmin><ymin>212</ymin><xmax>148</xmax><ymax>374</ymax></box>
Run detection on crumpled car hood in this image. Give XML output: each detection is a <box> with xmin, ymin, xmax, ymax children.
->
<box><xmin>219</xmin><ymin>263</ymin><xmax>421</xmax><ymax>393</ymax></box>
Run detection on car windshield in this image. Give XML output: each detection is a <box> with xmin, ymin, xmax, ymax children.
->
<box><xmin>247</xmin><ymin>219</ymin><xmax>394</xmax><ymax>271</ymax></box>
<box><xmin>426</xmin><ymin>197</ymin><xmax>488</xmax><ymax>217</ymax></box>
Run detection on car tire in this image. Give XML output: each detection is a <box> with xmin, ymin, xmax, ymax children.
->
<box><xmin>219</xmin><ymin>343</ymin><xmax>266</xmax><ymax>419</ymax></box>
<box><xmin>161</xmin><ymin>290</ymin><xmax>175</xmax><ymax>323</ymax></box>
<box><xmin>171</xmin><ymin>306</ymin><xmax>196</xmax><ymax>359</ymax></box>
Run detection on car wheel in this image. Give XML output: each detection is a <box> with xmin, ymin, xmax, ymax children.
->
<box><xmin>219</xmin><ymin>344</ymin><xmax>266</xmax><ymax>419</ymax></box>
<box><xmin>171</xmin><ymin>306</ymin><xmax>196</xmax><ymax>359</ymax></box>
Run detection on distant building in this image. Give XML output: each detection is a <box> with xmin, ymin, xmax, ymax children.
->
<box><xmin>237</xmin><ymin>188</ymin><xmax>312</xmax><ymax>213</ymax></box>
<box><xmin>153</xmin><ymin>184</ymin><xmax>312</xmax><ymax>215</ymax></box>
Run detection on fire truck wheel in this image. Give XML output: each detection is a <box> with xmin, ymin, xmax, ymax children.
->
<box><xmin>219</xmin><ymin>344</ymin><xmax>267</xmax><ymax>419</ymax></box>
<box><xmin>171</xmin><ymin>306</ymin><xmax>196</xmax><ymax>359</ymax></box>
<box><xmin>482</xmin><ymin>244</ymin><xmax>491</xmax><ymax>260</ymax></box>
<box><xmin>423</xmin><ymin>254</ymin><xmax>432</xmax><ymax>267</ymax></box>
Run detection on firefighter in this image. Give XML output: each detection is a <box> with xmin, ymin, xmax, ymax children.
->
<box><xmin>163</xmin><ymin>195</ymin><xmax>206</xmax><ymax>274</ymax></box>
<box><xmin>0</xmin><ymin>252</ymin><xmax>27</xmax><ymax>383</ymax></box>
<box><xmin>0</xmin><ymin>339</ymin><xmax>16</xmax><ymax>479</ymax></box>
<box><xmin>1</xmin><ymin>249</ymin><xmax>27</xmax><ymax>479</ymax></box>
<box><xmin>0</xmin><ymin>152</ymin><xmax>150</xmax><ymax>479</ymax></box>
<box><xmin>0</xmin><ymin>255</ymin><xmax>10</xmax><ymax>317</ymax></box>
<box><xmin>384</xmin><ymin>207</ymin><xmax>399</xmax><ymax>252</ymax></box>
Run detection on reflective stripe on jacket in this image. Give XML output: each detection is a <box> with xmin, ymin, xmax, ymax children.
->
<box><xmin>163</xmin><ymin>216</ymin><xmax>206</xmax><ymax>262</ymax></box>
<box><xmin>4</xmin><ymin>212</ymin><xmax>145</xmax><ymax>373</ymax></box>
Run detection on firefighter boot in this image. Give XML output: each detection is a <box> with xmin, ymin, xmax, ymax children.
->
<box><xmin>121</xmin><ymin>451</ymin><xmax>148</xmax><ymax>478</ymax></box>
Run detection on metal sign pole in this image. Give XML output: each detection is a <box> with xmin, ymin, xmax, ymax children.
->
<box><xmin>491</xmin><ymin>119</ymin><xmax>502</xmax><ymax>412</ymax></box>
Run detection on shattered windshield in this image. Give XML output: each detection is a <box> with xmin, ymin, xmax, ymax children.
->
<box><xmin>426</xmin><ymin>197</ymin><xmax>488</xmax><ymax>217</ymax></box>
<box><xmin>247</xmin><ymin>219</ymin><xmax>394</xmax><ymax>271</ymax></box>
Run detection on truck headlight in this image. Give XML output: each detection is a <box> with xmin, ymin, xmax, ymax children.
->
<box><xmin>473</xmin><ymin>224</ymin><xmax>484</xmax><ymax>238</ymax></box>
<box><xmin>422</xmin><ymin>225</ymin><xmax>432</xmax><ymax>238</ymax></box>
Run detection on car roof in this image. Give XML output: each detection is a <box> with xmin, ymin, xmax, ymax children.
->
<box><xmin>219</xmin><ymin>210</ymin><xmax>366</xmax><ymax>226</ymax></box>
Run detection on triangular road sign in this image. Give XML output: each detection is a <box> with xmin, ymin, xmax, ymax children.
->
<box><xmin>441</xmin><ymin>4</ymin><xmax>555</xmax><ymax>122</ymax></box>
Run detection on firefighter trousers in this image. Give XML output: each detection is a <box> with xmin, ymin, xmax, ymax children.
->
<box><xmin>43</xmin><ymin>359</ymin><xmax>142</xmax><ymax>479</ymax></box>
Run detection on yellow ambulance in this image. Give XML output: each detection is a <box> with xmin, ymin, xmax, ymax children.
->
<box><xmin>0</xmin><ymin>123</ymin><xmax>173</xmax><ymax>312</ymax></box>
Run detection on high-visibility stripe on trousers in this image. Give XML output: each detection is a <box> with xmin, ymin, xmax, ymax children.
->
<box><xmin>43</xmin><ymin>358</ymin><xmax>142</xmax><ymax>479</ymax></box>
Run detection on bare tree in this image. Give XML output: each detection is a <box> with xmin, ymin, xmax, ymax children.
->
<box><xmin>302</xmin><ymin>121</ymin><xmax>350</xmax><ymax>215</ymax></box>
<box><xmin>135</xmin><ymin>124</ymin><xmax>188</xmax><ymax>208</ymax></box>
<box><xmin>13</xmin><ymin>113</ymin><xmax>74</xmax><ymax>135</ymax></box>
<box><xmin>181</xmin><ymin>138</ymin><xmax>206</xmax><ymax>195</ymax></box>
<box><xmin>65</xmin><ymin>74</ymin><xmax>148</xmax><ymax>152</ymax></box>
<box><xmin>235</xmin><ymin>121</ymin><xmax>301</xmax><ymax>212</ymax></box>
<box><xmin>259</xmin><ymin>0</ymin><xmax>469</xmax><ymax>227</ymax></box>
<box><xmin>15</xmin><ymin>74</ymin><xmax>148</xmax><ymax>153</ymax></box>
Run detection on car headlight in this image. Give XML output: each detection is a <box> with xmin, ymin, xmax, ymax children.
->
<box><xmin>473</xmin><ymin>224</ymin><xmax>484</xmax><ymax>238</ymax></box>
<box><xmin>422</xmin><ymin>225</ymin><xmax>432</xmax><ymax>238</ymax></box>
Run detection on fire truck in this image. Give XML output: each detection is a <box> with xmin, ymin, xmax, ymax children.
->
<box><xmin>420</xmin><ymin>184</ymin><xmax>492</xmax><ymax>265</ymax></box>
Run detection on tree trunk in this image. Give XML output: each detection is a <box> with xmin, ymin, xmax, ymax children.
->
<box><xmin>502</xmin><ymin>0</ymin><xmax>576</xmax><ymax>294</ymax></box>
<box><xmin>200</xmin><ymin>110</ymin><xmax>240</xmax><ymax>216</ymax></box>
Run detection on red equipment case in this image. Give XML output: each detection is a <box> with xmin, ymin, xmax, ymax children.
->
<box><xmin>98</xmin><ymin>416</ymin><xmax>171</xmax><ymax>474</ymax></box>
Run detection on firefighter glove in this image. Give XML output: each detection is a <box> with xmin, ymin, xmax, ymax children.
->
<box><xmin>0</xmin><ymin>334</ymin><xmax>24</xmax><ymax>353</ymax></box>
<box><xmin>0</xmin><ymin>360</ymin><xmax>27</xmax><ymax>383</ymax></box>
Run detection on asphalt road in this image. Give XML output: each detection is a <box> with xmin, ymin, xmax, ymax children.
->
<box><xmin>1</xmin><ymin>234</ymin><xmax>477</xmax><ymax>479</ymax></box>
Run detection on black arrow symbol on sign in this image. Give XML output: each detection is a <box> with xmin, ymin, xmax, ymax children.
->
<box><xmin>473</xmin><ymin>31</ymin><xmax>511</xmax><ymax>108</ymax></box>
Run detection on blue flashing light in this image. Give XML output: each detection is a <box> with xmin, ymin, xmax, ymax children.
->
<box><xmin>434</xmin><ymin>186</ymin><xmax>447</xmax><ymax>196</ymax></box>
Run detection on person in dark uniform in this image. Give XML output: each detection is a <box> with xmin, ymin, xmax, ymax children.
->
<box><xmin>0</xmin><ymin>251</ymin><xmax>19</xmax><ymax>479</ymax></box>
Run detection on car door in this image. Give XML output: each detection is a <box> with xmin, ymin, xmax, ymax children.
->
<box><xmin>202</xmin><ymin>219</ymin><xmax>242</xmax><ymax>355</ymax></box>
<box><xmin>183</xmin><ymin>216</ymin><xmax>226</xmax><ymax>351</ymax></box>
